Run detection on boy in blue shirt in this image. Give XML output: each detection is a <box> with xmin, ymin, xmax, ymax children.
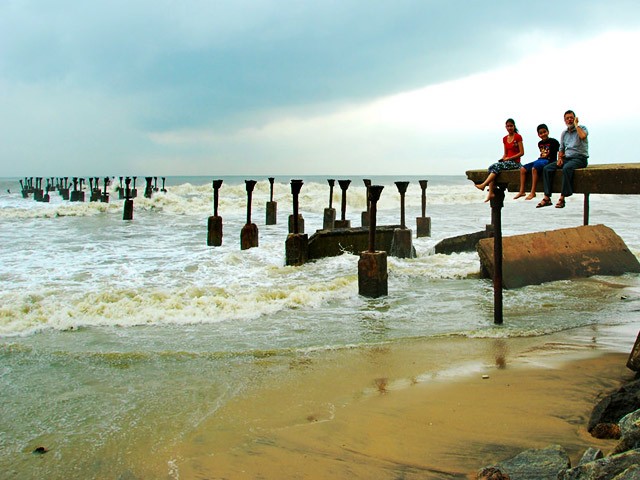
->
<box><xmin>514</xmin><ymin>124</ymin><xmax>560</xmax><ymax>200</ymax></box>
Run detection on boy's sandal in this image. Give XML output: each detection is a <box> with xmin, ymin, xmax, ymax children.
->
<box><xmin>536</xmin><ymin>198</ymin><xmax>552</xmax><ymax>208</ymax></box>
<box><xmin>555</xmin><ymin>198</ymin><xmax>566</xmax><ymax>209</ymax></box>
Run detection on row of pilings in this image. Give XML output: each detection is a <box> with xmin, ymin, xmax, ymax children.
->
<box><xmin>207</xmin><ymin>178</ymin><xmax>432</xmax><ymax>298</ymax></box>
<box><xmin>19</xmin><ymin>176</ymin><xmax>168</xmax><ymax>220</ymax></box>
<box><xmin>19</xmin><ymin>176</ymin><xmax>168</xmax><ymax>204</ymax></box>
<box><xmin>17</xmin><ymin>176</ymin><xmax>432</xmax><ymax>299</ymax></box>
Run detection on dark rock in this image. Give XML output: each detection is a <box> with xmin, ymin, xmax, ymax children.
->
<box><xmin>611</xmin><ymin>464</ymin><xmax>640</xmax><ymax>479</ymax></box>
<box><xmin>613</xmin><ymin>410</ymin><xmax>640</xmax><ymax>454</ymax></box>
<box><xmin>490</xmin><ymin>444</ymin><xmax>570</xmax><ymax>480</ymax></box>
<box><xmin>476</xmin><ymin>466</ymin><xmax>511</xmax><ymax>479</ymax></box>
<box><xmin>588</xmin><ymin>380</ymin><xmax>640</xmax><ymax>434</ymax></box>
<box><xmin>579</xmin><ymin>447</ymin><xmax>604</xmax><ymax>465</ymax></box>
<box><xmin>559</xmin><ymin>449</ymin><xmax>640</xmax><ymax>480</ymax></box>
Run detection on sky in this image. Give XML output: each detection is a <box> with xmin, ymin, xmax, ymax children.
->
<box><xmin>2</xmin><ymin>0</ymin><xmax>640</xmax><ymax>177</ymax></box>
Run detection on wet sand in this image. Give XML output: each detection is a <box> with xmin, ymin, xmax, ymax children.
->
<box><xmin>164</xmin><ymin>325</ymin><xmax>639</xmax><ymax>480</ymax></box>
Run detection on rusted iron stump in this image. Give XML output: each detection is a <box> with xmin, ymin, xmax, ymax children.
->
<box><xmin>627</xmin><ymin>330</ymin><xmax>640</xmax><ymax>371</ymax></box>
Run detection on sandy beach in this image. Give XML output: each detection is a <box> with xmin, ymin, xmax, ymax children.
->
<box><xmin>159</xmin><ymin>325</ymin><xmax>639</xmax><ymax>480</ymax></box>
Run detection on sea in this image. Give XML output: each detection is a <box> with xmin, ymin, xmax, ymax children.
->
<box><xmin>1</xmin><ymin>175</ymin><xmax>640</xmax><ymax>479</ymax></box>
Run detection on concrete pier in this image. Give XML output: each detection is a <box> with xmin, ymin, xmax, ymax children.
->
<box><xmin>207</xmin><ymin>180</ymin><xmax>224</xmax><ymax>247</ymax></box>
<box><xmin>335</xmin><ymin>180</ymin><xmax>352</xmax><ymax>229</ymax></box>
<box><xmin>358</xmin><ymin>185</ymin><xmax>387</xmax><ymax>298</ymax></box>
<box><xmin>266</xmin><ymin>177</ymin><xmax>277</xmax><ymax>225</ymax></box>
<box><xmin>144</xmin><ymin>177</ymin><xmax>154</xmax><ymax>199</ymax></box>
<box><xmin>240</xmin><ymin>180</ymin><xmax>259</xmax><ymax>250</ymax></box>
<box><xmin>323</xmin><ymin>179</ymin><xmax>336</xmax><ymax>230</ymax></box>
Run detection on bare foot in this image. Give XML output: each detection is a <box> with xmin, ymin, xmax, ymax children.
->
<box><xmin>475</xmin><ymin>184</ymin><xmax>485</xmax><ymax>191</ymax></box>
<box><xmin>484</xmin><ymin>193</ymin><xmax>495</xmax><ymax>203</ymax></box>
<box><xmin>525</xmin><ymin>193</ymin><xmax>536</xmax><ymax>200</ymax></box>
<box><xmin>513</xmin><ymin>192</ymin><xmax>526</xmax><ymax>199</ymax></box>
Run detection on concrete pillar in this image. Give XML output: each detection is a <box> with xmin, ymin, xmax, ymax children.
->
<box><xmin>361</xmin><ymin>179</ymin><xmax>371</xmax><ymax>227</ymax></box>
<box><xmin>101</xmin><ymin>177</ymin><xmax>110</xmax><ymax>203</ymax></box>
<box><xmin>334</xmin><ymin>180</ymin><xmax>351</xmax><ymax>229</ymax></box>
<box><xmin>358</xmin><ymin>185</ymin><xmax>387</xmax><ymax>298</ymax></box>
<box><xmin>266</xmin><ymin>177</ymin><xmax>277</xmax><ymax>225</ymax></box>
<box><xmin>286</xmin><ymin>180</ymin><xmax>308</xmax><ymax>266</ymax></box>
<box><xmin>490</xmin><ymin>186</ymin><xmax>505</xmax><ymax>324</ymax></box>
<box><xmin>131</xmin><ymin>177</ymin><xmax>138</xmax><ymax>198</ymax></box>
<box><xmin>118</xmin><ymin>177</ymin><xmax>125</xmax><ymax>199</ymax></box>
<box><xmin>391</xmin><ymin>181</ymin><xmax>415</xmax><ymax>258</ymax></box>
<box><xmin>60</xmin><ymin>177</ymin><xmax>70</xmax><ymax>200</ymax></box>
<box><xmin>153</xmin><ymin>177</ymin><xmax>159</xmax><ymax>192</ymax></box>
<box><xmin>123</xmin><ymin>177</ymin><xmax>134</xmax><ymax>221</ymax></box>
<box><xmin>144</xmin><ymin>177</ymin><xmax>154</xmax><ymax>199</ymax></box>
<box><xmin>207</xmin><ymin>180</ymin><xmax>224</xmax><ymax>247</ymax></box>
<box><xmin>323</xmin><ymin>179</ymin><xmax>336</xmax><ymax>230</ymax></box>
<box><xmin>240</xmin><ymin>180</ymin><xmax>259</xmax><ymax>250</ymax></box>
<box><xmin>70</xmin><ymin>177</ymin><xmax>84</xmax><ymax>202</ymax></box>
<box><xmin>416</xmin><ymin>179</ymin><xmax>431</xmax><ymax>237</ymax></box>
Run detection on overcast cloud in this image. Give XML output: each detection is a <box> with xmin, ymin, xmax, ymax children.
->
<box><xmin>1</xmin><ymin>0</ymin><xmax>640</xmax><ymax>176</ymax></box>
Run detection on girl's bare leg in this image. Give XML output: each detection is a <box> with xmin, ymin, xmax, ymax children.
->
<box><xmin>475</xmin><ymin>172</ymin><xmax>495</xmax><ymax>191</ymax></box>
<box><xmin>513</xmin><ymin>167</ymin><xmax>527</xmax><ymax>199</ymax></box>
<box><xmin>485</xmin><ymin>181</ymin><xmax>495</xmax><ymax>202</ymax></box>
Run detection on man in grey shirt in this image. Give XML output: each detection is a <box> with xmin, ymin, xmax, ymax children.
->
<box><xmin>537</xmin><ymin>110</ymin><xmax>589</xmax><ymax>209</ymax></box>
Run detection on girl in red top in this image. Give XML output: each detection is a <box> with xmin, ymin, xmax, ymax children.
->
<box><xmin>475</xmin><ymin>118</ymin><xmax>525</xmax><ymax>202</ymax></box>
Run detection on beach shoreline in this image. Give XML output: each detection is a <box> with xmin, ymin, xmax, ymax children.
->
<box><xmin>163</xmin><ymin>324</ymin><xmax>639</xmax><ymax>480</ymax></box>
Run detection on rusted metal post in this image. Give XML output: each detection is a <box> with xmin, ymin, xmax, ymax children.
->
<box><xmin>627</xmin><ymin>330</ymin><xmax>640</xmax><ymax>371</ymax></box>
<box><xmin>490</xmin><ymin>185</ymin><xmax>505</xmax><ymax>324</ymax></box>
<box><xmin>123</xmin><ymin>177</ymin><xmax>134</xmax><ymax>221</ymax></box>
<box><xmin>241</xmin><ymin>180</ymin><xmax>259</xmax><ymax>250</ymax></box>
<box><xmin>391</xmin><ymin>181</ymin><xmax>415</xmax><ymax>258</ymax></box>
<box><xmin>416</xmin><ymin>180</ymin><xmax>431</xmax><ymax>237</ymax></box>
<box><xmin>361</xmin><ymin>179</ymin><xmax>371</xmax><ymax>227</ymax></box>
<box><xmin>266</xmin><ymin>177</ymin><xmax>277</xmax><ymax>225</ymax></box>
<box><xmin>584</xmin><ymin>193</ymin><xmax>590</xmax><ymax>226</ymax></box>
<box><xmin>358</xmin><ymin>185</ymin><xmax>387</xmax><ymax>298</ymax></box>
<box><xmin>161</xmin><ymin>177</ymin><xmax>167</xmax><ymax>193</ymax></box>
<box><xmin>323</xmin><ymin>179</ymin><xmax>336</xmax><ymax>230</ymax></box>
<box><xmin>207</xmin><ymin>180</ymin><xmax>224</xmax><ymax>247</ymax></box>
<box><xmin>335</xmin><ymin>180</ymin><xmax>352</xmax><ymax>228</ymax></box>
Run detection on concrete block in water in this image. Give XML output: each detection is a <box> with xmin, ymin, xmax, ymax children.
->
<box><xmin>416</xmin><ymin>216</ymin><xmax>431</xmax><ymax>237</ymax></box>
<box><xmin>323</xmin><ymin>208</ymin><xmax>336</xmax><ymax>230</ymax></box>
<box><xmin>207</xmin><ymin>215</ymin><xmax>223</xmax><ymax>247</ymax></box>
<box><xmin>285</xmin><ymin>233</ymin><xmax>309</xmax><ymax>266</ymax></box>
<box><xmin>477</xmin><ymin>224</ymin><xmax>640</xmax><ymax>289</ymax></box>
<box><xmin>390</xmin><ymin>228</ymin><xmax>416</xmax><ymax>258</ymax></box>
<box><xmin>358</xmin><ymin>251</ymin><xmax>388</xmax><ymax>298</ymax></box>
<box><xmin>240</xmin><ymin>223</ymin><xmax>259</xmax><ymax>250</ymax></box>
<box><xmin>288</xmin><ymin>214</ymin><xmax>304</xmax><ymax>234</ymax></box>
<box><xmin>265</xmin><ymin>201</ymin><xmax>277</xmax><ymax>225</ymax></box>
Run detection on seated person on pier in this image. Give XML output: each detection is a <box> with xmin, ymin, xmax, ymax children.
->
<box><xmin>513</xmin><ymin>124</ymin><xmax>559</xmax><ymax>200</ymax></box>
<box><xmin>475</xmin><ymin>118</ymin><xmax>524</xmax><ymax>202</ymax></box>
<box><xmin>537</xmin><ymin>110</ymin><xmax>589</xmax><ymax>209</ymax></box>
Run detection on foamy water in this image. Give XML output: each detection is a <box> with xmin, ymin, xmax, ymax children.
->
<box><xmin>1</xmin><ymin>175</ymin><xmax>640</xmax><ymax>478</ymax></box>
